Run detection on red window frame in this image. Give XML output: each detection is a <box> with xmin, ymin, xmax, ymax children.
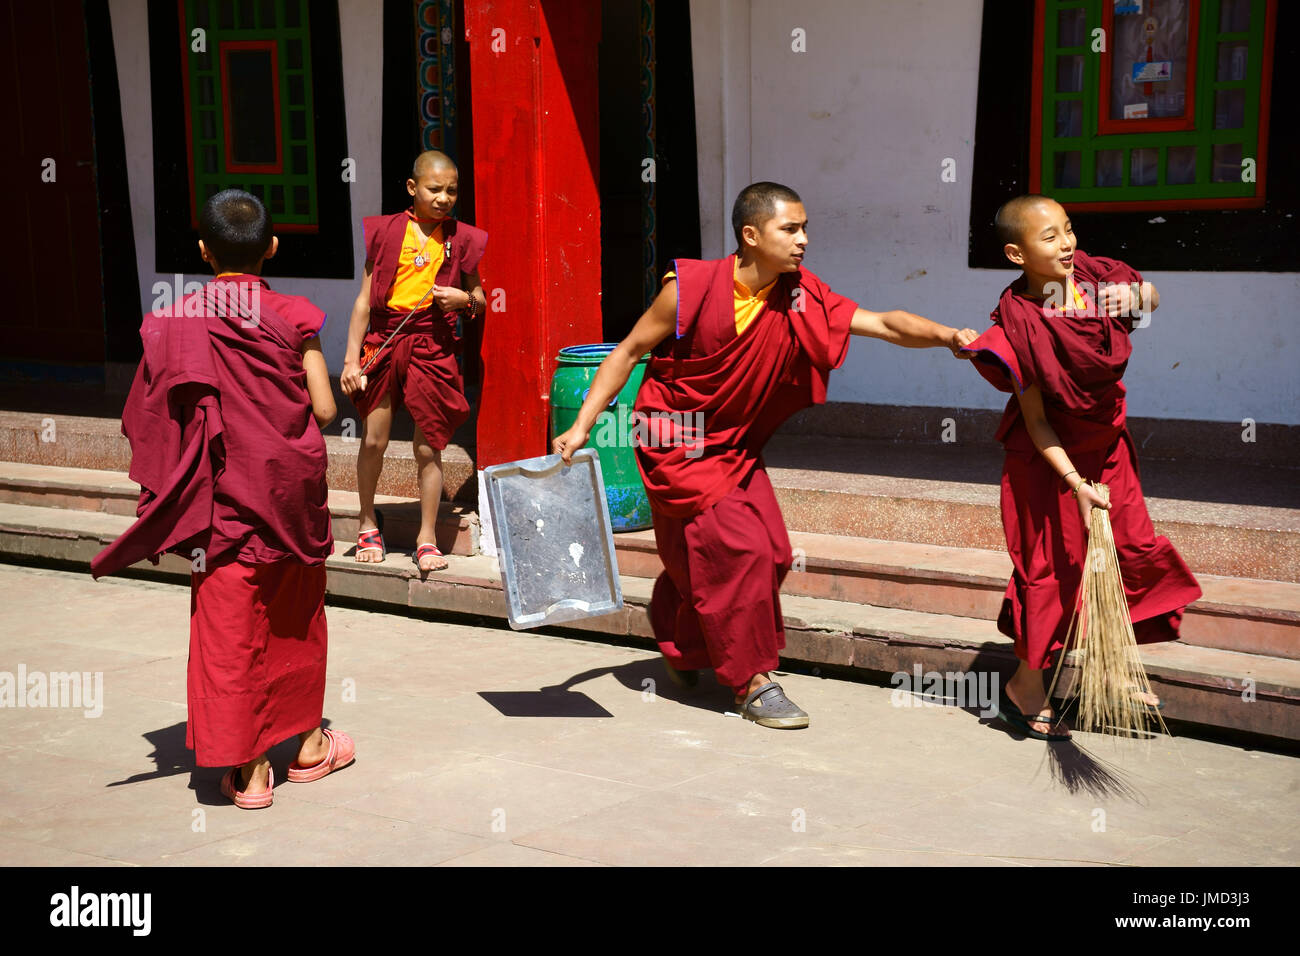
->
<box><xmin>219</xmin><ymin>40</ymin><xmax>284</xmax><ymax>175</ymax></box>
<box><xmin>1098</xmin><ymin>0</ymin><xmax>1201</xmax><ymax>134</ymax></box>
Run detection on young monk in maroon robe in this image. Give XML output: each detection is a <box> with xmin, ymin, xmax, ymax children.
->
<box><xmin>961</xmin><ymin>195</ymin><xmax>1202</xmax><ymax>740</ymax></box>
<box><xmin>554</xmin><ymin>182</ymin><xmax>977</xmax><ymax>728</ymax></box>
<box><xmin>340</xmin><ymin>150</ymin><xmax>487</xmax><ymax>573</ymax></box>
<box><xmin>92</xmin><ymin>190</ymin><xmax>355</xmax><ymax>807</ymax></box>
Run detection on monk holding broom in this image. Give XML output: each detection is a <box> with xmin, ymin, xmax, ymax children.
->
<box><xmin>555</xmin><ymin>182</ymin><xmax>977</xmax><ymax>729</ymax></box>
<box><xmin>962</xmin><ymin>195</ymin><xmax>1202</xmax><ymax>740</ymax></box>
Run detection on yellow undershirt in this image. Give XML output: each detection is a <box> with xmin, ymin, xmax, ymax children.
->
<box><xmin>663</xmin><ymin>261</ymin><xmax>778</xmax><ymax>335</ymax></box>
<box><xmin>387</xmin><ymin>221</ymin><xmax>446</xmax><ymax>311</ymax></box>
<box><xmin>1067</xmin><ymin>278</ymin><xmax>1087</xmax><ymax>311</ymax></box>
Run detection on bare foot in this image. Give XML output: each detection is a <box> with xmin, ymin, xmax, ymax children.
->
<box><xmin>1005</xmin><ymin>681</ymin><xmax>1071</xmax><ymax>737</ymax></box>
<box><xmin>415</xmin><ymin>542</ymin><xmax>448</xmax><ymax>572</ymax></box>
<box><xmin>295</xmin><ymin>728</ymin><xmax>329</xmax><ymax>768</ymax></box>
<box><xmin>1126</xmin><ymin>686</ymin><xmax>1162</xmax><ymax>708</ymax></box>
<box><xmin>356</xmin><ymin>518</ymin><xmax>382</xmax><ymax>563</ymax></box>
<box><xmin>734</xmin><ymin>672</ymin><xmax>772</xmax><ymax>706</ymax></box>
<box><xmin>238</xmin><ymin>756</ymin><xmax>272</xmax><ymax>794</ymax></box>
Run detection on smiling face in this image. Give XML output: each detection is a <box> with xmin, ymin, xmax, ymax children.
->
<box><xmin>1004</xmin><ymin>199</ymin><xmax>1077</xmax><ymax>289</ymax></box>
<box><xmin>742</xmin><ymin>199</ymin><xmax>809</xmax><ymax>272</ymax></box>
<box><xmin>407</xmin><ymin>165</ymin><xmax>458</xmax><ymax>221</ymax></box>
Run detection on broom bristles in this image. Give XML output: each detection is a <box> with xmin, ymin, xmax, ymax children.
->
<box><xmin>1051</xmin><ymin>482</ymin><xmax>1167</xmax><ymax>737</ymax></box>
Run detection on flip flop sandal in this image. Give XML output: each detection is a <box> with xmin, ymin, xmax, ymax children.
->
<box><xmin>415</xmin><ymin>542</ymin><xmax>448</xmax><ymax>572</ymax></box>
<box><xmin>737</xmin><ymin>681</ymin><xmax>809</xmax><ymax>729</ymax></box>
<box><xmin>356</xmin><ymin>527</ymin><xmax>385</xmax><ymax>561</ymax></box>
<box><xmin>287</xmin><ymin>728</ymin><xmax>356</xmax><ymax>783</ymax></box>
<box><xmin>660</xmin><ymin>652</ymin><xmax>699</xmax><ymax>690</ymax></box>
<box><xmin>355</xmin><ymin>508</ymin><xmax>386</xmax><ymax>561</ymax></box>
<box><xmin>997</xmin><ymin>698</ymin><xmax>1070</xmax><ymax>741</ymax></box>
<box><xmin>221</xmin><ymin>765</ymin><xmax>274</xmax><ymax>809</ymax></box>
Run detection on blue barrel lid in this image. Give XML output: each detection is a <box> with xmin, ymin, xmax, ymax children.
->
<box><xmin>555</xmin><ymin>343</ymin><xmax>651</xmax><ymax>364</ymax></box>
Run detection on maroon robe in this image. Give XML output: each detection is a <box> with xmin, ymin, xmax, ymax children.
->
<box><xmin>352</xmin><ymin>211</ymin><xmax>487</xmax><ymax>449</ymax></box>
<box><xmin>636</xmin><ymin>256</ymin><xmax>856</xmax><ymax>690</ymax></box>
<box><xmin>92</xmin><ymin>275</ymin><xmax>333</xmax><ymax>766</ymax></box>
<box><xmin>962</xmin><ymin>250</ymin><xmax>1202</xmax><ymax>669</ymax></box>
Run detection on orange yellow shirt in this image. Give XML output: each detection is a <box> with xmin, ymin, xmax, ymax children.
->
<box><xmin>663</xmin><ymin>261</ymin><xmax>777</xmax><ymax>335</ymax></box>
<box><xmin>386</xmin><ymin>221</ymin><xmax>446</xmax><ymax>311</ymax></box>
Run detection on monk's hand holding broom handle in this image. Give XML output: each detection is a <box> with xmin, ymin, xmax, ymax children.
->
<box><xmin>1072</xmin><ymin>475</ymin><xmax>1110</xmax><ymax>529</ymax></box>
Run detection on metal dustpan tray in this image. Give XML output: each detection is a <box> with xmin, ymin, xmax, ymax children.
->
<box><xmin>484</xmin><ymin>449</ymin><xmax>624</xmax><ymax>630</ymax></box>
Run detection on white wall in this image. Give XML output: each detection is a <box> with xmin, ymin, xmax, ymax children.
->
<box><xmin>690</xmin><ymin>0</ymin><xmax>1300</xmax><ymax>425</ymax></box>
<box><xmin>109</xmin><ymin>0</ymin><xmax>381</xmax><ymax>367</ymax></box>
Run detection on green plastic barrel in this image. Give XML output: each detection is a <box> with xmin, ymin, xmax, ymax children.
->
<box><xmin>551</xmin><ymin>344</ymin><xmax>652</xmax><ymax>532</ymax></box>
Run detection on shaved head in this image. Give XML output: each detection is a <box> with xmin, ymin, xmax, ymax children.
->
<box><xmin>995</xmin><ymin>194</ymin><xmax>1057</xmax><ymax>247</ymax></box>
<box><xmin>412</xmin><ymin>150</ymin><xmax>457</xmax><ymax>178</ymax></box>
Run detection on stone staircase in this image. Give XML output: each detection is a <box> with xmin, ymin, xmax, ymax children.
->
<box><xmin>1</xmin><ymin>409</ymin><xmax>1297</xmax><ymax>743</ymax></box>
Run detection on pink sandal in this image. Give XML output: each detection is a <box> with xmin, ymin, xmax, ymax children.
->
<box><xmin>414</xmin><ymin>542</ymin><xmax>448</xmax><ymax>572</ymax></box>
<box><xmin>287</xmin><ymin>728</ymin><xmax>356</xmax><ymax>783</ymax></box>
<box><xmin>221</xmin><ymin>765</ymin><xmax>274</xmax><ymax>809</ymax></box>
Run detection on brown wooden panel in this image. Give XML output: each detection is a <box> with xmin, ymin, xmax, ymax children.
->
<box><xmin>1</xmin><ymin>0</ymin><xmax>104</xmax><ymax>364</ymax></box>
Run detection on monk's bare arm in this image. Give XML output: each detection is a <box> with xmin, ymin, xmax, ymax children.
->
<box><xmin>301</xmin><ymin>338</ymin><xmax>337</xmax><ymax>428</ymax></box>
<box><xmin>461</xmin><ymin>268</ymin><xmax>486</xmax><ymax>315</ymax></box>
<box><xmin>1014</xmin><ymin>384</ymin><xmax>1108</xmax><ymax>524</ymax></box>
<box><xmin>339</xmin><ymin>264</ymin><xmax>372</xmax><ymax>395</ymax></box>
<box><xmin>850</xmin><ymin>308</ymin><xmax>978</xmax><ymax>356</ymax></box>
<box><xmin>432</xmin><ymin>267</ymin><xmax>485</xmax><ymax>315</ymax></box>
<box><xmin>552</xmin><ymin>281</ymin><xmax>678</xmax><ymax>464</ymax></box>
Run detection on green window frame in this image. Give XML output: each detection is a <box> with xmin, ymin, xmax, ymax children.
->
<box><xmin>1033</xmin><ymin>0</ymin><xmax>1274</xmax><ymax>209</ymax></box>
<box><xmin>180</xmin><ymin>0</ymin><xmax>319</xmax><ymax>231</ymax></box>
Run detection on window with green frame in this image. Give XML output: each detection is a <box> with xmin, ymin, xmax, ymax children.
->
<box><xmin>180</xmin><ymin>0</ymin><xmax>319</xmax><ymax>231</ymax></box>
<box><xmin>1032</xmin><ymin>0</ymin><xmax>1275</xmax><ymax>209</ymax></box>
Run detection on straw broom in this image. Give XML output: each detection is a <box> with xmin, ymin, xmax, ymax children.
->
<box><xmin>1046</xmin><ymin>482</ymin><xmax>1168</xmax><ymax>738</ymax></box>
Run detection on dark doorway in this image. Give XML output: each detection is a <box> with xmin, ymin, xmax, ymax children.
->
<box><xmin>598</xmin><ymin>0</ymin><xmax>700</xmax><ymax>343</ymax></box>
<box><xmin>1</xmin><ymin>1</ymin><xmax>106</xmax><ymax>374</ymax></box>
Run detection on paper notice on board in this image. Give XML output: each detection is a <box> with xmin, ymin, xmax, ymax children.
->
<box><xmin>1124</xmin><ymin>102</ymin><xmax>1149</xmax><ymax>119</ymax></box>
<box><xmin>1132</xmin><ymin>61</ymin><xmax>1172</xmax><ymax>83</ymax></box>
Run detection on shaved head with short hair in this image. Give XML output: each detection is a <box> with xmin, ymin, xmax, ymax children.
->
<box><xmin>995</xmin><ymin>194</ymin><xmax>1056</xmax><ymax>247</ymax></box>
<box><xmin>412</xmin><ymin>150</ymin><xmax>457</xmax><ymax>179</ymax></box>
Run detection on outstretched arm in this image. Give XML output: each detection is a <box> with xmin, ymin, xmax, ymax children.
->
<box><xmin>850</xmin><ymin>307</ymin><xmax>978</xmax><ymax>357</ymax></box>
<box><xmin>553</xmin><ymin>280</ymin><xmax>678</xmax><ymax>463</ymax></box>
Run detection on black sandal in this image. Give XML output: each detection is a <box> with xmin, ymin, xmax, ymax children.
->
<box><xmin>997</xmin><ymin>697</ymin><xmax>1070</xmax><ymax>741</ymax></box>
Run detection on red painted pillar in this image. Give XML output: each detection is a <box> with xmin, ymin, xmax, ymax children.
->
<box><xmin>466</xmin><ymin>0</ymin><xmax>603</xmax><ymax>468</ymax></box>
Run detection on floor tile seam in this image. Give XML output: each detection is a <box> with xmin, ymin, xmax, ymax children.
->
<box><xmin>2</xmin><ymin>831</ymin><xmax>143</xmax><ymax>867</ymax></box>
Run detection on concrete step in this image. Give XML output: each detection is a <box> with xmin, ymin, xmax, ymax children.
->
<box><xmin>1</xmin><ymin>499</ymin><xmax>1296</xmax><ymax>743</ymax></box>
<box><xmin>2</xmin><ymin>461</ymin><xmax>1295</xmax><ymax>661</ymax></box>
<box><xmin>0</xmin><ymin>461</ymin><xmax>479</xmax><ymax>558</ymax></box>
<box><xmin>10</xmin><ymin>410</ymin><xmax>1295</xmax><ymax>579</ymax></box>
<box><xmin>614</xmin><ymin>528</ymin><xmax>1300</xmax><ymax>661</ymax></box>
<box><xmin>0</xmin><ymin>410</ymin><xmax>478</xmax><ymax>502</ymax></box>
<box><xmin>761</xmin><ymin>435</ymin><xmax>1300</xmax><ymax>583</ymax></box>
